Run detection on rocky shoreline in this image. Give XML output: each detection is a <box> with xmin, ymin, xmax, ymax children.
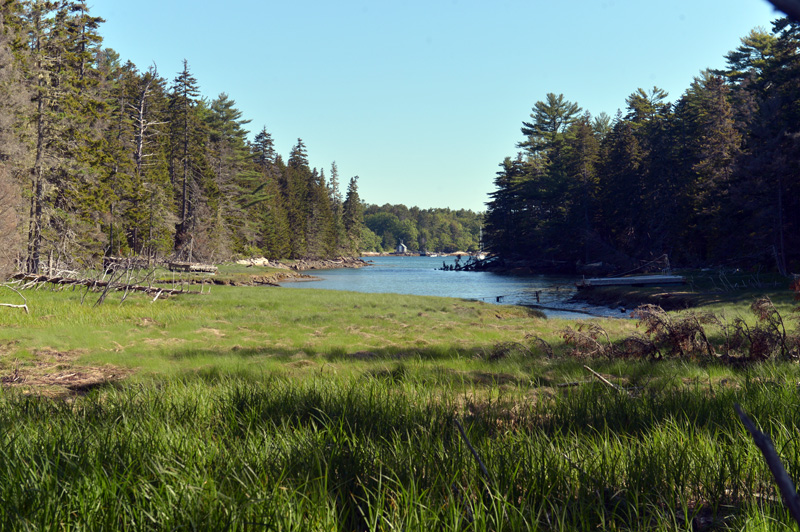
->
<box><xmin>236</xmin><ymin>256</ymin><xmax>370</xmax><ymax>271</ymax></box>
<box><xmin>226</xmin><ymin>256</ymin><xmax>371</xmax><ymax>286</ymax></box>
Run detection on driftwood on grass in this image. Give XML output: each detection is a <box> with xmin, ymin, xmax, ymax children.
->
<box><xmin>735</xmin><ymin>403</ymin><xmax>800</xmax><ymax>528</ymax></box>
<box><xmin>10</xmin><ymin>273</ymin><xmax>198</xmax><ymax>297</ymax></box>
<box><xmin>584</xmin><ymin>365</ymin><xmax>628</xmax><ymax>395</ymax></box>
<box><xmin>0</xmin><ymin>283</ymin><xmax>29</xmax><ymax>313</ymax></box>
<box><xmin>167</xmin><ymin>261</ymin><xmax>217</xmax><ymax>273</ymax></box>
<box><xmin>0</xmin><ymin>303</ymin><xmax>28</xmax><ymax>313</ymax></box>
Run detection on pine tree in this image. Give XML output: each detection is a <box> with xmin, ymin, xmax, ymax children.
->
<box><xmin>258</xmin><ymin>154</ymin><xmax>290</xmax><ymax>258</ymax></box>
<box><xmin>562</xmin><ymin>114</ymin><xmax>601</xmax><ymax>263</ymax></box>
<box><xmin>624</xmin><ymin>87</ymin><xmax>670</xmax><ymax>123</ymax></box>
<box><xmin>304</xmin><ymin>168</ymin><xmax>335</xmax><ymax>258</ymax></box>
<box><xmin>717</xmin><ymin>28</ymin><xmax>777</xmax><ymax>83</ymax></box>
<box><xmin>730</xmin><ymin>19</ymin><xmax>800</xmax><ymax>272</ymax></box>
<box><xmin>280</xmin><ymin>138</ymin><xmax>312</xmax><ymax>257</ymax></box>
<box><xmin>327</xmin><ymin>161</ymin><xmax>346</xmax><ymax>253</ymax></box>
<box><xmin>168</xmin><ymin>59</ymin><xmax>204</xmax><ymax>258</ymax></box>
<box><xmin>678</xmin><ymin>73</ymin><xmax>742</xmax><ymax>263</ymax></box>
<box><xmin>342</xmin><ymin>175</ymin><xmax>363</xmax><ymax>252</ymax></box>
<box><xmin>21</xmin><ymin>0</ymin><xmax>107</xmax><ymax>272</ymax></box>
<box><xmin>205</xmin><ymin>92</ymin><xmax>260</xmax><ymax>257</ymax></box>
<box><xmin>519</xmin><ymin>92</ymin><xmax>582</xmax><ymax>161</ymax></box>
<box><xmin>248</xmin><ymin>126</ymin><xmax>289</xmax><ymax>257</ymax></box>
<box><xmin>484</xmin><ymin>156</ymin><xmax>526</xmax><ymax>258</ymax></box>
<box><xmin>0</xmin><ymin>2</ymin><xmax>26</xmax><ymax>274</ymax></box>
<box><xmin>128</xmin><ymin>65</ymin><xmax>172</xmax><ymax>256</ymax></box>
<box><xmin>491</xmin><ymin>93</ymin><xmax>586</xmax><ymax>265</ymax></box>
<box><xmin>252</xmin><ymin>126</ymin><xmax>276</xmax><ymax>168</ymax></box>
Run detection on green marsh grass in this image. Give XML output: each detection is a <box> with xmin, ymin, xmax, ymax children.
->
<box><xmin>1</xmin><ymin>372</ymin><xmax>800</xmax><ymax>529</ymax></box>
<box><xmin>2</xmin><ymin>283</ymin><xmax>800</xmax><ymax>528</ymax></box>
<box><xmin>0</xmin><ymin>285</ymin><xmax>561</xmax><ymax>381</ymax></box>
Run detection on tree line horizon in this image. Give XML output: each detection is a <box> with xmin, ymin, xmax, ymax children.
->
<box><xmin>0</xmin><ymin>1</ymin><xmax>489</xmax><ymax>277</ymax></box>
<box><xmin>484</xmin><ymin>17</ymin><xmax>800</xmax><ymax>275</ymax></box>
<box><xmin>0</xmin><ymin>3</ymin><xmax>796</xmax><ymax>277</ymax></box>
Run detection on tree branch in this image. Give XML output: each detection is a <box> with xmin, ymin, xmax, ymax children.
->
<box><xmin>454</xmin><ymin>418</ymin><xmax>492</xmax><ymax>484</ymax></box>
<box><xmin>584</xmin><ymin>365</ymin><xmax>628</xmax><ymax>395</ymax></box>
<box><xmin>735</xmin><ymin>403</ymin><xmax>800</xmax><ymax>527</ymax></box>
<box><xmin>0</xmin><ymin>283</ymin><xmax>28</xmax><ymax>313</ymax></box>
<box><xmin>0</xmin><ymin>303</ymin><xmax>28</xmax><ymax>313</ymax></box>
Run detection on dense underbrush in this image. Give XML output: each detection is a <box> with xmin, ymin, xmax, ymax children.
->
<box><xmin>562</xmin><ymin>297</ymin><xmax>800</xmax><ymax>363</ymax></box>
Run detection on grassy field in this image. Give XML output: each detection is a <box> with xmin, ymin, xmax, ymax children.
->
<box><xmin>0</xmin><ymin>279</ymin><xmax>799</xmax><ymax>530</ymax></box>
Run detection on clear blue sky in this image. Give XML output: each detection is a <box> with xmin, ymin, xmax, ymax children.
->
<box><xmin>88</xmin><ymin>0</ymin><xmax>780</xmax><ymax>212</ymax></box>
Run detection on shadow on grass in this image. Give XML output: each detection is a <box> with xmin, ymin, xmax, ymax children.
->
<box><xmin>573</xmin><ymin>272</ymin><xmax>794</xmax><ymax>311</ymax></box>
<box><xmin>164</xmin><ymin>341</ymin><xmax>561</xmax><ymax>392</ymax></box>
<box><xmin>165</xmin><ymin>343</ymin><xmax>489</xmax><ymax>362</ymax></box>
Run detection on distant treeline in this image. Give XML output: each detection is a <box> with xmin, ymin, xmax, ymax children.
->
<box><xmin>362</xmin><ymin>204</ymin><xmax>483</xmax><ymax>253</ymax></box>
<box><xmin>0</xmin><ymin>2</ymin><xmax>365</xmax><ymax>277</ymax></box>
<box><xmin>484</xmin><ymin>18</ymin><xmax>800</xmax><ymax>274</ymax></box>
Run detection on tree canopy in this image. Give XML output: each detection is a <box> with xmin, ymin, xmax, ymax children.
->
<box><xmin>485</xmin><ymin>18</ymin><xmax>800</xmax><ymax>274</ymax></box>
<box><xmin>363</xmin><ymin>204</ymin><xmax>483</xmax><ymax>253</ymax></box>
<box><xmin>0</xmin><ymin>2</ymin><xmax>369</xmax><ymax>272</ymax></box>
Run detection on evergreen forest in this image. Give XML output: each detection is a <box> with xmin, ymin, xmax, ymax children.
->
<box><xmin>0</xmin><ymin>1</ymin><xmax>368</xmax><ymax>277</ymax></box>
<box><xmin>484</xmin><ymin>18</ymin><xmax>800</xmax><ymax>275</ymax></box>
<box><xmin>2</xmin><ymin>3</ymin><xmax>798</xmax><ymax>279</ymax></box>
<box><xmin>362</xmin><ymin>204</ymin><xmax>483</xmax><ymax>253</ymax></box>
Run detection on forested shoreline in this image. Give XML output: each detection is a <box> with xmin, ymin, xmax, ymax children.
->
<box><xmin>484</xmin><ymin>18</ymin><xmax>800</xmax><ymax>275</ymax></box>
<box><xmin>0</xmin><ymin>1</ymin><xmax>370</xmax><ymax>278</ymax></box>
<box><xmin>2</xmin><ymin>3</ymin><xmax>797</xmax><ymax>281</ymax></box>
<box><xmin>362</xmin><ymin>204</ymin><xmax>483</xmax><ymax>253</ymax></box>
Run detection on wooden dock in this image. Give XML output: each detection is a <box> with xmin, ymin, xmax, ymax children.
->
<box><xmin>577</xmin><ymin>275</ymin><xmax>685</xmax><ymax>288</ymax></box>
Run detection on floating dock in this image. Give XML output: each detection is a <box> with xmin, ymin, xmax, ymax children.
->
<box><xmin>577</xmin><ymin>275</ymin><xmax>685</xmax><ymax>288</ymax></box>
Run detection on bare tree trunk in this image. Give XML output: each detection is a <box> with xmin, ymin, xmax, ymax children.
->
<box><xmin>133</xmin><ymin>75</ymin><xmax>154</xmax><ymax>175</ymax></box>
<box><xmin>26</xmin><ymin>11</ymin><xmax>45</xmax><ymax>274</ymax></box>
<box><xmin>26</xmin><ymin>92</ymin><xmax>44</xmax><ymax>274</ymax></box>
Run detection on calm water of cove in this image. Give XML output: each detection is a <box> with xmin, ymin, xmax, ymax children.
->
<box><xmin>280</xmin><ymin>256</ymin><xmax>624</xmax><ymax>319</ymax></box>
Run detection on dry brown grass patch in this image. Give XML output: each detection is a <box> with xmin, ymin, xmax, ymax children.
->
<box><xmin>137</xmin><ymin>317</ymin><xmax>160</xmax><ymax>327</ymax></box>
<box><xmin>1</xmin><ymin>349</ymin><xmax>130</xmax><ymax>398</ymax></box>
<box><xmin>197</xmin><ymin>327</ymin><xmax>226</xmax><ymax>337</ymax></box>
<box><xmin>286</xmin><ymin>360</ymin><xmax>317</xmax><ymax>369</ymax></box>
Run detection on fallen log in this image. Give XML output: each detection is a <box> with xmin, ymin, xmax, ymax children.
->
<box><xmin>10</xmin><ymin>273</ymin><xmax>199</xmax><ymax>297</ymax></box>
